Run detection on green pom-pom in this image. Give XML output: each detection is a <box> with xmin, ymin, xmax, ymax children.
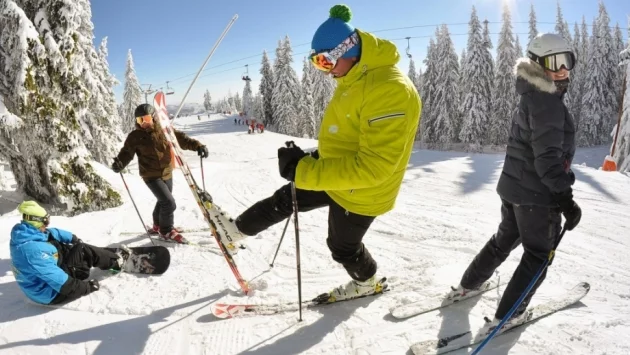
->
<box><xmin>329</xmin><ymin>4</ymin><xmax>352</xmax><ymax>22</ymax></box>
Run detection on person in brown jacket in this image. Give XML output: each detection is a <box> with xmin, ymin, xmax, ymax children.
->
<box><xmin>112</xmin><ymin>104</ymin><xmax>209</xmax><ymax>244</ymax></box>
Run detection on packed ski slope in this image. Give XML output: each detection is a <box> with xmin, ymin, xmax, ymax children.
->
<box><xmin>0</xmin><ymin>113</ymin><xmax>629</xmax><ymax>355</ymax></box>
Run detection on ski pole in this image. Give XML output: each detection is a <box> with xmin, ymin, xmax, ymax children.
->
<box><xmin>200</xmin><ymin>157</ymin><xmax>206</xmax><ymax>191</ymax></box>
<box><xmin>118</xmin><ymin>172</ymin><xmax>155</xmax><ymax>246</ymax></box>
<box><xmin>290</xmin><ymin>181</ymin><xmax>302</xmax><ymax>322</ymax></box>
<box><xmin>471</xmin><ymin>223</ymin><xmax>569</xmax><ymax>355</ymax></box>
<box><xmin>269</xmin><ymin>216</ymin><xmax>292</xmax><ymax>267</ymax></box>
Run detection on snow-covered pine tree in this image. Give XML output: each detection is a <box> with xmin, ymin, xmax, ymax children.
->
<box><xmin>581</xmin><ymin>10</ymin><xmax>617</xmax><ymax>146</ymax></box>
<box><xmin>420</xmin><ymin>36</ymin><xmax>438</xmax><ymax>143</ymax></box>
<box><xmin>227</xmin><ymin>91</ymin><xmax>236</xmax><ymax>113</ymax></box>
<box><xmin>575</xmin><ymin>17</ymin><xmax>590</xmax><ymax>145</ymax></box>
<box><xmin>488</xmin><ymin>4</ymin><xmax>518</xmax><ymax>146</ymax></box>
<box><xmin>234</xmin><ymin>92</ymin><xmax>242</xmax><ymax>113</ymax></box>
<box><xmin>568</xmin><ymin>22</ymin><xmax>584</xmax><ymax>134</ymax></box>
<box><xmin>555</xmin><ymin>2</ymin><xmax>573</xmax><ymax>45</ymax></box>
<box><xmin>298</xmin><ymin>58</ymin><xmax>317</xmax><ymax>138</ymax></box>
<box><xmin>259</xmin><ymin>50</ymin><xmax>274</xmax><ymax>126</ymax></box>
<box><xmin>612</xmin><ymin>31</ymin><xmax>630</xmax><ymax>171</ymax></box>
<box><xmin>97</xmin><ymin>37</ymin><xmax>123</xmax><ymax>145</ymax></box>
<box><xmin>203</xmin><ymin>90</ymin><xmax>212</xmax><ymax>111</ymax></box>
<box><xmin>271</xmin><ymin>36</ymin><xmax>301</xmax><ymax>136</ymax></box>
<box><xmin>515</xmin><ymin>35</ymin><xmax>523</xmax><ymax>57</ymax></box>
<box><xmin>459</xmin><ymin>6</ymin><xmax>494</xmax><ymax>146</ymax></box>
<box><xmin>613</xmin><ymin>24</ymin><xmax>625</xmax><ymax>106</ymax></box>
<box><xmin>407</xmin><ymin>59</ymin><xmax>420</xmax><ymax>93</ymax></box>
<box><xmin>242</xmin><ymin>79</ymin><xmax>253</xmax><ymax>117</ymax></box>
<box><xmin>430</xmin><ymin>25</ymin><xmax>460</xmax><ymax>145</ymax></box>
<box><xmin>529</xmin><ymin>3</ymin><xmax>538</xmax><ymax>45</ymax></box>
<box><xmin>482</xmin><ymin>19</ymin><xmax>495</xmax><ymax>76</ymax></box>
<box><xmin>250</xmin><ymin>94</ymin><xmax>264</xmax><ymax>125</ymax></box>
<box><xmin>122</xmin><ymin>49</ymin><xmax>143</xmax><ymax>133</ymax></box>
<box><xmin>0</xmin><ymin>0</ymin><xmax>121</xmax><ymax>214</ymax></box>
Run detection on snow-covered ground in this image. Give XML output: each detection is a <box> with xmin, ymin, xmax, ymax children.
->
<box><xmin>0</xmin><ymin>113</ymin><xmax>628</xmax><ymax>355</ymax></box>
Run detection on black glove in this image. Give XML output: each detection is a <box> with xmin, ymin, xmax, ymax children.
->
<box><xmin>197</xmin><ymin>145</ymin><xmax>209</xmax><ymax>158</ymax></box>
<box><xmin>278</xmin><ymin>142</ymin><xmax>307</xmax><ymax>181</ymax></box>
<box><xmin>310</xmin><ymin>150</ymin><xmax>319</xmax><ymax>160</ymax></box>
<box><xmin>568</xmin><ymin>169</ymin><xmax>575</xmax><ymax>185</ymax></box>
<box><xmin>71</xmin><ymin>234</ymin><xmax>82</xmax><ymax>244</ymax></box>
<box><xmin>553</xmin><ymin>189</ymin><xmax>582</xmax><ymax>231</ymax></box>
<box><xmin>87</xmin><ymin>279</ymin><xmax>100</xmax><ymax>293</ymax></box>
<box><xmin>111</xmin><ymin>158</ymin><xmax>123</xmax><ymax>173</ymax></box>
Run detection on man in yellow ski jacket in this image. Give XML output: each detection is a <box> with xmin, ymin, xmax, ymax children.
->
<box><xmin>231</xmin><ymin>4</ymin><xmax>421</xmax><ymax>300</ymax></box>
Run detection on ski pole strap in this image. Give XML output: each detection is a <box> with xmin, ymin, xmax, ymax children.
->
<box><xmin>471</xmin><ymin>222</ymin><xmax>568</xmax><ymax>355</ymax></box>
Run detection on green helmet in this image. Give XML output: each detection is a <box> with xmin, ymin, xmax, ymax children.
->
<box><xmin>18</xmin><ymin>201</ymin><xmax>49</xmax><ymax>228</ymax></box>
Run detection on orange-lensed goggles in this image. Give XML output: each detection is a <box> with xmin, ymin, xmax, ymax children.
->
<box><xmin>309</xmin><ymin>31</ymin><xmax>359</xmax><ymax>72</ymax></box>
<box><xmin>136</xmin><ymin>114</ymin><xmax>153</xmax><ymax>125</ymax></box>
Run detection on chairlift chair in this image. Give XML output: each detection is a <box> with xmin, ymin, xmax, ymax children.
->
<box><xmin>165</xmin><ymin>81</ymin><xmax>175</xmax><ymax>95</ymax></box>
<box><xmin>405</xmin><ymin>37</ymin><xmax>412</xmax><ymax>59</ymax></box>
<box><xmin>242</xmin><ymin>64</ymin><xmax>251</xmax><ymax>81</ymax></box>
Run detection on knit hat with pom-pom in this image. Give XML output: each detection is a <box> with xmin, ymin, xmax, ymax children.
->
<box><xmin>311</xmin><ymin>4</ymin><xmax>361</xmax><ymax>58</ymax></box>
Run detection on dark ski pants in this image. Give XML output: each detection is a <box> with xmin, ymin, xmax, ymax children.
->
<box><xmin>51</xmin><ymin>243</ymin><xmax>119</xmax><ymax>304</ymax></box>
<box><xmin>460</xmin><ymin>199</ymin><xmax>562</xmax><ymax>320</ymax></box>
<box><xmin>145</xmin><ymin>178</ymin><xmax>175</xmax><ymax>234</ymax></box>
<box><xmin>236</xmin><ymin>183</ymin><xmax>377</xmax><ymax>282</ymax></box>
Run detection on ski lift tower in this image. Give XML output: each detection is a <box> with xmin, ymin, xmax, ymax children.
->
<box><xmin>141</xmin><ymin>84</ymin><xmax>157</xmax><ymax>103</ymax></box>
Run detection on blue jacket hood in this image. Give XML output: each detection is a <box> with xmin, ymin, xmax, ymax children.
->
<box><xmin>10</xmin><ymin>221</ymin><xmax>48</xmax><ymax>245</ymax></box>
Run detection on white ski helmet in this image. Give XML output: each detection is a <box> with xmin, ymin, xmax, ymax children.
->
<box><xmin>527</xmin><ymin>33</ymin><xmax>576</xmax><ymax>71</ymax></box>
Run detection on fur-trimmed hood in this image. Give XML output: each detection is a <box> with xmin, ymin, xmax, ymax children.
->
<box><xmin>513</xmin><ymin>58</ymin><xmax>558</xmax><ymax>94</ymax></box>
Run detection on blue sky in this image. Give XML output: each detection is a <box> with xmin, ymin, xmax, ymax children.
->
<box><xmin>91</xmin><ymin>0</ymin><xmax>628</xmax><ymax>107</ymax></box>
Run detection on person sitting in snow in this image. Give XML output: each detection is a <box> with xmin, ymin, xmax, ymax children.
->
<box><xmin>446</xmin><ymin>33</ymin><xmax>582</xmax><ymax>332</ymax></box>
<box><xmin>111</xmin><ymin>103</ymin><xmax>210</xmax><ymax>244</ymax></box>
<box><xmin>213</xmin><ymin>4</ymin><xmax>421</xmax><ymax>300</ymax></box>
<box><xmin>9</xmin><ymin>201</ymin><xmax>130</xmax><ymax>305</ymax></box>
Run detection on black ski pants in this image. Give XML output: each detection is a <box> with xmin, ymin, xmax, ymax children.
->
<box><xmin>51</xmin><ymin>243</ymin><xmax>118</xmax><ymax>304</ymax></box>
<box><xmin>460</xmin><ymin>199</ymin><xmax>562</xmax><ymax>320</ymax></box>
<box><xmin>145</xmin><ymin>178</ymin><xmax>176</xmax><ymax>234</ymax></box>
<box><xmin>236</xmin><ymin>183</ymin><xmax>377</xmax><ymax>282</ymax></box>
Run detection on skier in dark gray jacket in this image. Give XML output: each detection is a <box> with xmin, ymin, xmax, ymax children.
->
<box><xmin>447</xmin><ymin>33</ymin><xmax>582</xmax><ymax>331</ymax></box>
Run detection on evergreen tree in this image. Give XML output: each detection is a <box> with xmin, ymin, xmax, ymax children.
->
<box><xmin>459</xmin><ymin>6</ymin><xmax>493</xmax><ymax>145</ymax></box>
<box><xmin>612</xmin><ymin>35</ymin><xmax>630</xmax><ymax>171</ymax></box>
<box><xmin>250</xmin><ymin>94</ymin><xmax>264</xmax><ymax>124</ymax></box>
<box><xmin>568</xmin><ymin>22</ymin><xmax>584</xmax><ymax>133</ymax></box>
<box><xmin>581</xmin><ymin>7</ymin><xmax>617</xmax><ymax>146</ymax></box>
<box><xmin>242</xmin><ymin>80</ymin><xmax>253</xmax><ymax>117</ymax></box>
<box><xmin>259</xmin><ymin>50</ymin><xmax>274</xmax><ymax>126</ymax></box>
<box><xmin>431</xmin><ymin>25</ymin><xmax>460</xmax><ymax>144</ymax></box>
<box><xmin>407</xmin><ymin>59</ymin><xmax>421</xmax><ymax>93</ymax></box>
<box><xmin>298</xmin><ymin>58</ymin><xmax>317</xmax><ymax>138</ymax></box>
<box><xmin>203</xmin><ymin>90</ymin><xmax>212</xmax><ymax>111</ymax></box>
<box><xmin>576</xmin><ymin>17</ymin><xmax>590</xmax><ymax>145</ymax></box>
<box><xmin>555</xmin><ymin>2</ymin><xmax>573</xmax><ymax>45</ymax></box>
<box><xmin>311</xmin><ymin>62</ymin><xmax>336</xmax><ymax>127</ymax></box>
<box><xmin>488</xmin><ymin>4</ymin><xmax>518</xmax><ymax>146</ymax></box>
<box><xmin>420</xmin><ymin>37</ymin><xmax>437</xmax><ymax>142</ymax></box>
<box><xmin>528</xmin><ymin>3</ymin><xmax>538</xmax><ymax>45</ymax></box>
<box><xmin>482</xmin><ymin>19</ymin><xmax>495</xmax><ymax>76</ymax></box>
<box><xmin>271</xmin><ymin>36</ymin><xmax>300</xmax><ymax>135</ymax></box>
<box><xmin>515</xmin><ymin>35</ymin><xmax>523</xmax><ymax>57</ymax></box>
<box><xmin>613</xmin><ymin>24</ymin><xmax>625</xmax><ymax>106</ymax></box>
<box><xmin>122</xmin><ymin>49</ymin><xmax>143</xmax><ymax>133</ymax></box>
<box><xmin>234</xmin><ymin>92</ymin><xmax>242</xmax><ymax>112</ymax></box>
<box><xmin>0</xmin><ymin>0</ymin><xmax>121</xmax><ymax>213</ymax></box>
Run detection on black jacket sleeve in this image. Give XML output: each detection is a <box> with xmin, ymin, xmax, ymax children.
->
<box><xmin>527</xmin><ymin>94</ymin><xmax>573</xmax><ymax>194</ymax></box>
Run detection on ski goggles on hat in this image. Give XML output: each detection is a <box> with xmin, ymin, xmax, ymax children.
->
<box><xmin>309</xmin><ymin>32</ymin><xmax>360</xmax><ymax>72</ymax></box>
<box><xmin>24</xmin><ymin>213</ymin><xmax>50</xmax><ymax>227</ymax></box>
<box><xmin>136</xmin><ymin>114</ymin><xmax>154</xmax><ymax>126</ymax></box>
<box><xmin>529</xmin><ymin>51</ymin><xmax>576</xmax><ymax>72</ymax></box>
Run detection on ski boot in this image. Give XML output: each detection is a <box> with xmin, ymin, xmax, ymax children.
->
<box><xmin>478</xmin><ymin>310</ymin><xmax>532</xmax><ymax>337</ymax></box>
<box><xmin>159</xmin><ymin>228</ymin><xmax>189</xmax><ymax>244</ymax></box>
<box><xmin>446</xmin><ymin>283</ymin><xmax>481</xmax><ymax>301</ymax></box>
<box><xmin>110</xmin><ymin>244</ymin><xmax>132</xmax><ymax>273</ymax></box>
<box><xmin>210</xmin><ymin>207</ymin><xmax>247</xmax><ymax>256</ymax></box>
<box><xmin>325</xmin><ymin>276</ymin><xmax>388</xmax><ymax>303</ymax></box>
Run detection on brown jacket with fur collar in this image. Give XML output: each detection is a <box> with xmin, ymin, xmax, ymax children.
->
<box><xmin>496</xmin><ymin>58</ymin><xmax>576</xmax><ymax>207</ymax></box>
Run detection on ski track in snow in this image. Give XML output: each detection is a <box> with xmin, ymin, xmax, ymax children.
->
<box><xmin>0</xmin><ymin>114</ymin><xmax>629</xmax><ymax>354</ymax></box>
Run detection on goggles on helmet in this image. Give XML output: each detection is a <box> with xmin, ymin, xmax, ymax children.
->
<box><xmin>309</xmin><ymin>32</ymin><xmax>359</xmax><ymax>72</ymax></box>
<box><xmin>528</xmin><ymin>51</ymin><xmax>576</xmax><ymax>72</ymax></box>
<box><xmin>136</xmin><ymin>114</ymin><xmax>154</xmax><ymax>126</ymax></box>
<box><xmin>24</xmin><ymin>213</ymin><xmax>50</xmax><ymax>227</ymax></box>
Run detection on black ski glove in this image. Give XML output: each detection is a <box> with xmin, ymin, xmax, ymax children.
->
<box><xmin>553</xmin><ymin>189</ymin><xmax>582</xmax><ymax>231</ymax></box>
<box><xmin>278</xmin><ymin>141</ymin><xmax>307</xmax><ymax>181</ymax></box>
<box><xmin>111</xmin><ymin>158</ymin><xmax>123</xmax><ymax>173</ymax></box>
<box><xmin>197</xmin><ymin>145</ymin><xmax>209</xmax><ymax>158</ymax></box>
<box><xmin>87</xmin><ymin>279</ymin><xmax>100</xmax><ymax>293</ymax></box>
<box><xmin>71</xmin><ymin>234</ymin><xmax>82</xmax><ymax>244</ymax></box>
<box><xmin>310</xmin><ymin>150</ymin><xmax>319</xmax><ymax>160</ymax></box>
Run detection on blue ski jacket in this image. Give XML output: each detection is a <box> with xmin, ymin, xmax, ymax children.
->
<box><xmin>9</xmin><ymin>222</ymin><xmax>74</xmax><ymax>304</ymax></box>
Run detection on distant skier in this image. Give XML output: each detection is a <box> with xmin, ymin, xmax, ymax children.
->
<box><xmin>111</xmin><ymin>104</ymin><xmax>210</xmax><ymax>244</ymax></box>
<box><xmin>217</xmin><ymin>4</ymin><xmax>421</xmax><ymax>300</ymax></box>
<box><xmin>9</xmin><ymin>201</ymin><xmax>130</xmax><ymax>305</ymax></box>
<box><xmin>447</xmin><ymin>33</ymin><xmax>582</xmax><ymax>332</ymax></box>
